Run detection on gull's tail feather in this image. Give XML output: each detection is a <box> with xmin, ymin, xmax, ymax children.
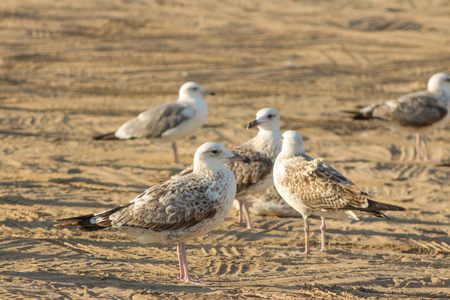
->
<box><xmin>55</xmin><ymin>204</ymin><xmax>131</xmax><ymax>232</ymax></box>
<box><xmin>343</xmin><ymin>200</ymin><xmax>405</xmax><ymax>220</ymax></box>
<box><xmin>344</xmin><ymin>102</ymin><xmax>385</xmax><ymax>121</ymax></box>
<box><xmin>93</xmin><ymin>132</ymin><xmax>118</xmax><ymax>140</ymax></box>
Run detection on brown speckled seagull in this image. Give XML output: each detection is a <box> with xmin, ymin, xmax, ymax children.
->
<box><xmin>274</xmin><ymin>131</ymin><xmax>405</xmax><ymax>254</ymax></box>
<box><xmin>349</xmin><ymin>73</ymin><xmax>450</xmax><ymax>161</ymax></box>
<box><xmin>93</xmin><ymin>82</ymin><xmax>214</xmax><ymax>164</ymax></box>
<box><xmin>179</xmin><ymin>108</ymin><xmax>282</xmax><ymax>230</ymax></box>
<box><xmin>56</xmin><ymin>142</ymin><xmax>249</xmax><ymax>284</ymax></box>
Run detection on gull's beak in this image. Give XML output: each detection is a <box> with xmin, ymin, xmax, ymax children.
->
<box><xmin>203</xmin><ymin>90</ymin><xmax>215</xmax><ymax>96</ymax></box>
<box><xmin>247</xmin><ymin>119</ymin><xmax>261</xmax><ymax>129</ymax></box>
<box><xmin>228</xmin><ymin>153</ymin><xmax>251</xmax><ymax>163</ymax></box>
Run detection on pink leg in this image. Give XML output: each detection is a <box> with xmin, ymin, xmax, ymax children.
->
<box><xmin>317</xmin><ymin>217</ymin><xmax>327</xmax><ymax>253</ymax></box>
<box><xmin>415</xmin><ymin>133</ymin><xmax>422</xmax><ymax>161</ymax></box>
<box><xmin>421</xmin><ymin>134</ymin><xmax>429</xmax><ymax>162</ymax></box>
<box><xmin>238</xmin><ymin>198</ymin><xmax>264</xmax><ymax>231</ymax></box>
<box><xmin>172</xmin><ymin>142</ymin><xmax>179</xmax><ymax>164</ymax></box>
<box><xmin>177</xmin><ymin>242</ymin><xmax>186</xmax><ymax>280</ymax></box>
<box><xmin>177</xmin><ymin>242</ymin><xmax>208</xmax><ymax>285</ymax></box>
<box><xmin>303</xmin><ymin>217</ymin><xmax>311</xmax><ymax>254</ymax></box>
<box><xmin>238</xmin><ymin>200</ymin><xmax>244</xmax><ymax>226</ymax></box>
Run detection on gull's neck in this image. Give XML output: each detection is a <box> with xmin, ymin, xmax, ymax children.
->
<box><xmin>178</xmin><ymin>94</ymin><xmax>206</xmax><ymax>105</ymax></box>
<box><xmin>279</xmin><ymin>142</ymin><xmax>305</xmax><ymax>160</ymax></box>
<box><xmin>428</xmin><ymin>81</ymin><xmax>450</xmax><ymax>97</ymax></box>
<box><xmin>193</xmin><ymin>160</ymin><xmax>226</xmax><ymax>176</ymax></box>
<box><xmin>253</xmin><ymin>126</ymin><xmax>282</xmax><ymax>159</ymax></box>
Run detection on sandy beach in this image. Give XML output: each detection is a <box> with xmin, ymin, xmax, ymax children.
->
<box><xmin>1</xmin><ymin>0</ymin><xmax>449</xmax><ymax>298</ymax></box>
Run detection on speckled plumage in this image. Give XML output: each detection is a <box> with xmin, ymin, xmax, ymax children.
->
<box><xmin>179</xmin><ymin>108</ymin><xmax>282</xmax><ymax>229</ymax></box>
<box><xmin>56</xmin><ymin>142</ymin><xmax>249</xmax><ymax>284</ymax></box>
<box><xmin>274</xmin><ymin>131</ymin><xmax>405</xmax><ymax>253</ymax></box>
<box><xmin>230</xmin><ymin>141</ymin><xmax>275</xmax><ymax>196</ymax></box>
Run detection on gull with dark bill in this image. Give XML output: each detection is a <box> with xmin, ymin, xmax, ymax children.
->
<box><xmin>178</xmin><ymin>108</ymin><xmax>282</xmax><ymax>230</ymax></box>
<box><xmin>274</xmin><ymin>131</ymin><xmax>405</xmax><ymax>254</ymax></box>
<box><xmin>348</xmin><ymin>73</ymin><xmax>450</xmax><ymax>161</ymax></box>
<box><xmin>94</xmin><ymin>82</ymin><xmax>214</xmax><ymax>164</ymax></box>
<box><xmin>56</xmin><ymin>142</ymin><xmax>249</xmax><ymax>284</ymax></box>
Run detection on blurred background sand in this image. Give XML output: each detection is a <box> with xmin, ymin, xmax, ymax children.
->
<box><xmin>0</xmin><ymin>0</ymin><xmax>449</xmax><ymax>298</ymax></box>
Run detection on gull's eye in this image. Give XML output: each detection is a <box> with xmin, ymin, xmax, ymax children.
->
<box><xmin>267</xmin><ymin>114</ymin><xmax>273</xmax><ymax>119</ymax></box>
<box><xmin>192</xmin><ymin>87</ymin><xmax>198</xmax><ymax>91</ymax></box>
<box><xmin>211</xmin><ymin>149</ymin><xmax>218</xmax><ymax>154</ymax></box>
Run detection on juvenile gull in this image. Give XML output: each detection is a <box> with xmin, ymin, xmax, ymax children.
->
<box><xmin>274</xmin><ymin>131</ymin><xmax>405</xmax><ymax>254</ymax></box>
<box><xmin>94</xmin><ymin>82</ymin><xmax>214</xmax><ymax>163</ymax></box>
<box><xmin>348</xmin><ymin>73</ymin><xmax>450</xmax><ymax>161</ymax></box>
<box><xmin>247</xmin><ymin>186</ymin><xmax>300</xmax><ymax>217</ymax></box>
<box><xmin>179</xmin><ymin>108</ymin><xmax>282</xmax><ymax>229</ymax></box>
<box><xmin>56</xmin><ymin>142</ymin><xmax>249</xmax><ymax>284</ymax></box>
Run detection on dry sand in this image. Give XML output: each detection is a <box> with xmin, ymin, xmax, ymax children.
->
<box><xmin>1</xmin><ymin>0</ymin><xmax>449</xmax><ymax>299</ymax></box>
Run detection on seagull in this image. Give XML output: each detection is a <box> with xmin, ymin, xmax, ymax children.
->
<box><xmin>93</xmin><ymin>82</ymin><xmax>215</xmax><ymax>164</ymax></box>
<box><xmin>273</xmin><ymin>131</ymin><xmax>405</xmax><ymax>254</ymax></box>
<box><xmin>55</xmin><ymin>142</ymin><xmax>250</xmax><ymax>284</ymax></box>
<box><xmin>348</xmin><ymin>73</ymin><xmax>450</xmax><ymax>161</ymax></box>
<box><xmin>247</xmin><ymin>186</ymin><xmax>300</xmax><ymax>218</ymax></box>
<box><xmin>178</xmin><ymin>108</ymin><xmax>282</xmax><ymax>229</ymax></box>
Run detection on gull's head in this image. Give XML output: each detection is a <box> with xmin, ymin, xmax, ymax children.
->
<box><xmin>247</xmin><ymin>108</ymin><xmax>280</xmax><ymax>131</ymax></box>
<box><xmin>179</xmin><ymin>82</ymin><xmax>215</xmax><ymax>99</ymax></box>
<box><xmin>281</xmin><ymin>131</ymin><xmax>305</xmax><ymax>155</ymax></box>
<box><xmin>194</xmin><ymin>142</ymin><xmax>250</xmax><ymax>170</ymax></box>
<box><xmin>427</xmin><ymin>73</ymin><xmax>450</xmax><ymax>95</ymax></box>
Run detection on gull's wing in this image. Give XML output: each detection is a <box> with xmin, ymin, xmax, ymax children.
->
<box><xmin>116</xmin><ymin>101</ymin><xmax>194</xmax><ymax>139</ymax></box>
<box><xmin>372</xmin><ymin>91</ymin><xmax>448</xmax><ymax>127</ymax></box>
<box><xmin>280</xmin><ymin>156</ymin><xmax>368</xmax><ymax>210</ymax></box>
<box><xmin>57</xmin><ymin>175</ymin><xmax>217</xmax><ymax>232</ymax></box>
<box><xmin>227</xmin><ymin>145</ymin><xmax>273</xmax><ymax>193</ymax></box>
<box><xmin>110</xmin><ymin>176</ymin><xmax>217</xmax><ymax>231</ymax></box>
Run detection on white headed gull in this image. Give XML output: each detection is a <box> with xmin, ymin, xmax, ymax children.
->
<box><xmin>94</xmin><ymin>82</ymin><xmax>214</xmax><ymax>163</ymax></box>
<box><xmin>56</xmin><ymin>142</ymin><xmax>249</xmax><ymax>284</ymax></box>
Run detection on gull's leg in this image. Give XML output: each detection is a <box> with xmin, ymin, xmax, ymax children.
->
<box><xmin>238</xmin><ymin>199</ymin><xmax>245</xmax><ymax>226</ymax></box>
<box><xmin>303</xmin><ymin>216</ymin><xmax>311</xmax><ymax>254</ymax></box>
<box><xmin>177</xmin><ymin>242</ymin><xmax>185</xmax><ymax>280</ymax></box>
<box><xmin>316</xmin><ymin>217</ymin><xmax>327</xmax><ymax>253</ymax></box>
<box><xmin>415</xmin><ymin>133</ymin><xmax>422</xmax><ymax>161</ymax></box>
<box><xmin>243</xmin><ymin>198</ymin><xmax>264</xmax><ymax>231</ymax></box>
<box><xmin>238</xmin><ymin>198</ymin><xmax>264</xmax><ymax>231</ymax></box>
<box><xmin>177</xmin><ymin>242</ymin><xmax>208</xmax><ymax>285</ymax></box>
<box><xmin>172</xmin><ymin>142</ymin><xmax>179</xmax><ymax>164</ymax></box>
<box><xmin>421</xmin><ymin>134</ymin><xmax>429</xmax><ymax>162</ymax></box>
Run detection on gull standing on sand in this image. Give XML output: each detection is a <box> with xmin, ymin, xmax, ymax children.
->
<box><xmin>349</xmin><ymin>73</ymin><xmax>450</xmax><ymax>161</ymax></box>
<box><xmin>179</xmin><ymin>108</ymin><xmax>282</xmax><ymax>229</ymax></box>
<box><xmin>94</xmin><ymin>82</ymin><xmax>214</xmax><ymax>163</ymax></box>
<box><xmin>56</xmin><ymin>142</ymin><xmax>250</xmax><ymax>284</ymax></box>
<box><xmin>273</xmin><ymin>131</ymin><xmax>405</xmax><ymax>254</ymax></box>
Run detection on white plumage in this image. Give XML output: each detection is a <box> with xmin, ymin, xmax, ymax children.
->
<box><xmin>94</xmin><ymin>82</ymin><xmax>214</xmax><ymax>163</ymax></box>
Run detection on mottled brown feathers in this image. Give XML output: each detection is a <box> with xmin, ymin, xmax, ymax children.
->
<box><xmin>56</xmin><ymin>174</ymin><xmax>221</xmax><ymax>233</ymax></box>
<box><xmin>227</xmin><ymin>145</ymin><xmax>272</xmax><ymax>193</ymax></box>
<box><xmin>280</xmin><ymin>156</ymin><xmax>368</xmax><ymax>210</ymax></box>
